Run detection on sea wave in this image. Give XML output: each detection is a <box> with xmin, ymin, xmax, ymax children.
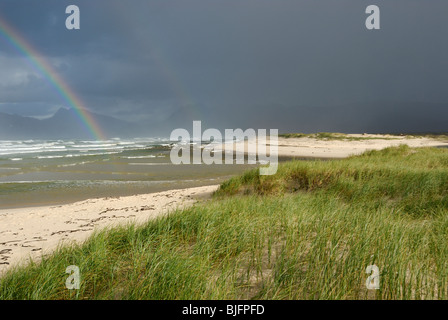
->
<box><xmin>123</xmin><ymin>155</ymin><xmax>156</xmax><ymax>159</ymax></box>
<box><xmin>0</xmin><ymin>138</ymin><xmax>169</xmax><ymax>157</ymax></box>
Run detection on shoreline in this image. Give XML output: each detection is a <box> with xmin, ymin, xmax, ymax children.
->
<box><xmin>2</xmin><ymin>144</ymin><xmax>447</xmax><ymax>299</ymax></box>
<box><xmin>0</xmin><ymin>178</ymin><xmax>227</xmax><ymax>211</ymax></box>
<box><xmin>1</xmin><ymin>133</ymin><xmax>448</xmax><ymax>275</ymax></box>
<box><xmin>275</xmin><ymin>134</ymin><xmax>448</xmax><ymax>158</ymax></box>
<box><xmin>0</xmin><ymin>184</ymin><xmax>219</xmax><ymax>275</ymax></box>
<box><xmin>220</xmin><ymin>134</ymin><xmax>448</xmax><ymax>159</ymax></box>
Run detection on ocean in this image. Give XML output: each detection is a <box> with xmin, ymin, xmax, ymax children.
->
<box><xmin>0</xmin><ymin>138</ymin><xmax>258</xmax><ymax>209</ymax></box>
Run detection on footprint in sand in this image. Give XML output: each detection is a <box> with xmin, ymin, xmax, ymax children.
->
<box><xmin>139</xmin><ymin>205</ymin><xmax>155</xmax><ymax>211</ymax></box>
<box><xmin>0</xmin><ymin>249</ymin><xmax>11</xmax><ymax>265</ymax></box>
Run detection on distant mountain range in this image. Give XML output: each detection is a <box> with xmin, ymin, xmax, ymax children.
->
<box><xmin>1</xmin><ymin>102</ymin><xmax>447</xmax><ymax>140</ymax></box>
<box><xmin>0</xmin><ymin>106</ymin><xmax>222</xmax><ymax>140</ymax></box>
<box><xmin>0</xmin><ymin>108</ymin><xmax>149</xmax><ymax>140</ymax></box>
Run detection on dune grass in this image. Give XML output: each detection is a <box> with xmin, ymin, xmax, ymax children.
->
<box><xmin>279</xmin><ymin>132</ymin><xmax>448</xmax><ymax>142</ymax></box>
<box><xmin>279</xmin><ymin>132</ymin><xmax>398</xmax><ymax>140</ymax></box>
<box><xmin>1</xmin><ymin>145</ymin><xmax>448</xmax><ymax>300</ymax></box>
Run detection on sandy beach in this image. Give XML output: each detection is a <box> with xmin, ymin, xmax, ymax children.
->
<box><xmin>275</xmin><ymin>134</ymin><xmax>448</xmax><ymax>158</ymax></box>
<box><xmin>219</xmin><ymin>133</ymin><xmax>448</xmax><ymax>159</ymax></box>
<box><xmin>1</xmin><ymin>133</ymin><xmax>447</xmax><ymax>276</ymax></box>
<box><xmin>0</xmin><ymin>185</ymin><xmax>219</xmax><ymax>275</ymax></box>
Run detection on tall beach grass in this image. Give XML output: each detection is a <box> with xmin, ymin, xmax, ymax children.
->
<box><xmin>1</xmin><ymin>145</ymin><xmax>447</xmax><ymax>299</ymax></box>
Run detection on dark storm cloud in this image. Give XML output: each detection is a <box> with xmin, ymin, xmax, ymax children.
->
<box><xmin>0</xmin><ymin>0</ymin><xmax>448</xmax><ymax>132</ymax></box>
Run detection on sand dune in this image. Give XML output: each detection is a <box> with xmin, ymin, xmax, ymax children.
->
<box><xmin>218</xmin><ymin>133</ymin><xmax>448</xmax><ymax>159</ymax></box>
<box><xmin>1</xmin><ymin>133</ymin><xmax>447</xmax><ymax>275</ymax></box>
<box><xmin>0</xmin><ymin>185</ymin><xmax>219</xmax><ymax>275</ymax></box>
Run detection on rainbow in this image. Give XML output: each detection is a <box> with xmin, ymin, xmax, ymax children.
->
<box><xmin>0</xmin><ymin>15</ymin><xmax>106</xmax><ymax>140</ymax></box>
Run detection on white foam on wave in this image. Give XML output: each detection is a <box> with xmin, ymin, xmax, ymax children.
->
<box><xmin>128</xmin><ymin>163</ymin><xmax>172</xmax><ymax>166</ymax></box>
<box><xmin>0</xmin><ymin>139</ymin><xmax>171</xmax><ymax>162</ymax></box>
<box><xmin>123</xmin><ymin>155</ymin><xmax>156</xmax><ymax>159</ymax></box>
<box><xmin>57</xmin><ymin>160</ymin><xmax>95</xmax><ymax>167</ymax></box>
<box><xmin>37</xmin><ymin>155</ymin><xmax>65</xmax><ymax>159</ymax></box>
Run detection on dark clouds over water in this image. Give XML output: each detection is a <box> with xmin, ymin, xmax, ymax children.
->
<box><xmin>0</xmin><ymin>0</ymin><xmax>447</xmax><ymax>133</ymax></box>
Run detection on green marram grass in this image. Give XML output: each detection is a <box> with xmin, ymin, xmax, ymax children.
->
<box><xmin>279</xmin><ymin>132</ymin><xmax>448</xmax><ymax>142</ymax></box>
<box><xmin>278</xmin><ymin>132</ymin><xmax>397</xmax><ymax>140</ymax></box>
<box><xmin>1</xmin><ymin>145</ymin><xmax>448</xmax><ymax>299</ymax></box>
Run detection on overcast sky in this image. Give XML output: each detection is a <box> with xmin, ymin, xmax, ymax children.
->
<box><xmin>0</xmin><ymin>0</ymin><xmax>447</xmax><ymax>133</ymax></box>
